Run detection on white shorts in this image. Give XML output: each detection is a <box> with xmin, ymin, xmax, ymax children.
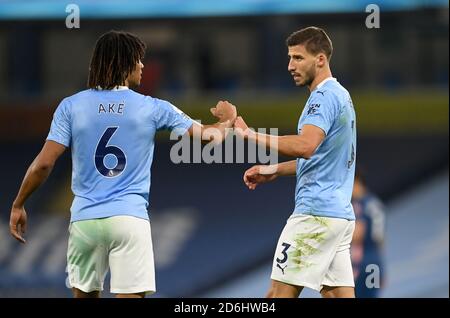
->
<box><xmin>271</xmin><ymin>214</ymin><xmax>355</xmax><ymax>292</ymax></box>
<box><xmin>67</xmin><ymin>215</ymin><xmax>155</xmax><ymax>295</ymax></box>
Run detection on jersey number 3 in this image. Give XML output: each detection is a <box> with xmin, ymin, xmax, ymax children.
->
<box><xmin>95</xmin><ymin>127</ymin><xmax>126</xmax><ymax>178</ymax></box>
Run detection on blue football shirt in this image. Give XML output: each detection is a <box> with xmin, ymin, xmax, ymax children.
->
<box><xmin>47</xmin><ymin>87</ymin><xmax>193</xmax><ymax>222</ymax></box>
<box><xmin>294</xmin><ymin>78</ymin><xmax>356</xmax><ymax>220</ymax></box>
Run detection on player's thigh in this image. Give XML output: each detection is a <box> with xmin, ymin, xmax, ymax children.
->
<box><xmin>321</xmin><ymin>286</ymin><xmax>355</xmax><ymax>298</ymax></box>
<box><xmin>270</xmin><ymin>214</ymin><xmax>349</xmax><ymax>292</ymax></box>
<box><xmin>107</xmin><ymin>216</ymin><xmax>155</xmax><ymax>295</ymax></box>
<box><xmin>321</xmin><ymin>221</ymin><xmax>355</xmax><ymax>294</ymax></box>
<box><xmin>267</xmin><ymin>279</ymin><xmax>303</xmax><ymax>298</ymax></box>
<box><xmin>67</xmin><ymin>220</ymin><xmax>109</xmax><ymax>293</ymax></box>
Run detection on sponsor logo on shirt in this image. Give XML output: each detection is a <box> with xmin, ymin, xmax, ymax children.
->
<box><xmin>307</xmin><ymin>103</ymin><xmax>320</xmax><ymax>115</ymax></box>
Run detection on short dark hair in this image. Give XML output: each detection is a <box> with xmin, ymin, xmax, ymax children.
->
<box><xmin>286</xmin><ymin>27</ymin><xmax>333</xmax><ymax>60</ymax></box>
<box><xmin>88</xmin><ymin>30</ymin><xmax>146</xmax><ymax>89</ymax></box>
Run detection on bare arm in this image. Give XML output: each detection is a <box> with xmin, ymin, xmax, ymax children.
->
<box><xmin>188</xmin><ymin>121</ymin><xmax>234</xmax><ymax>144</ymax></box>
<box><xmin>234</xmin><ymin>116</ymin><xmax>325</xmax><ymax>159</ymax></box>
<box><xmin>274</xmin><ymin>160</ymin><xmax>297</xmax><ymax>176</ymax></box>
<box><xmin>352</xmin><ymin>219</ymin><xmax>367</xmax><ymax>245</ymax></box>
<box><xmin>187</xmin><ymin>100</ymin><xmax>236</xmax><ymax>143</ymax></box>
<box><xmin>243</xmin><ymin>160</ymin><xmax>297</xmax><ymax>190</ymax></box>
<box><xmin>10</xmin><ymin>140</ymin><xmax>66</xmax><ymax>243</ymax></box>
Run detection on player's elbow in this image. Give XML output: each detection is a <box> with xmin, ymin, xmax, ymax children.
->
<box><xmin>303</xmin><ymin>147</ymin><xmax>315</xmax><ymax>159</ymax></box>
<box><xmin>295</xmin><ymin>143</ymin><xmax>316</xmax><ymax>160</ymax></box>
<box><xmin>288</xmin><ymin>136</ymin><xmax>318</xmax><ymax>159</ymax></box>
<box><xmin>32</xmin><ymin>159</ymin><xmax>55</xmax><ymax>173</ymax></box>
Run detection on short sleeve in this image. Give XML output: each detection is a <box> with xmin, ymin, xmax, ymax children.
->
<box><xmin>301</xmin><ymin>91</ymin><xmax>337</xmax><ymax>136</ymax></box>
<box><xmin>154</xmin><ymin>99</ymin><xmax>193</xmax><ymax>136</ymax></box>
<box><xmin>46</xmin><ymin>98</ymin><xmax>72</xmax><ymax>147</ymax></box>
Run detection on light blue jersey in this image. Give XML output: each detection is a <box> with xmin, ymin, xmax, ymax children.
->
<box><xmin>294</xmin><ymin>78</ymin><xmax>356</xmax><ymax>220</ymax></box>
<box><xmin>47</xmin><ymin>87</ymin><xmax>193</xmax><ymax>222</ymax></box>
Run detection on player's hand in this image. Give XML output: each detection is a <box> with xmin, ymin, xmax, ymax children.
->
<box><xmin>243</xmin><ymin>165</ymin><xmax>278</xmax><ymax>190</ymax></box>
<box><xmin>210</xmin><ymin>100</ymin><xmax>237</xmax><ymax>126</ymax></box>
<box><xmin>10</xmin><ymin>205</ymin><xmax>27</xmax><ymax>243</ymax></box>
<box><xmin>234</xmin><ymin>116</ymin><xmax>252</xmax><ymax>139</ymax></box>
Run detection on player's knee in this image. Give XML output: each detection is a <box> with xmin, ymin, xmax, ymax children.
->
<box><xmin>72</xmin><ymin>288</ymin><xmax>100</xmax><ymax>298</ymax></box>
<box><xmin>266</xmin><ymin>287</ymin><xmax>276</xmax><ymax>298</ymax></box>
<box><xmin>266</xmin><ymin>281</ymin><xmax>300</xmax><ymax>298</ymax></box>
<box><xmin>266</xmin><ymin>280</ymin><xmax>280</xmax><ymax>298</ymax></box>
<box><xmin>321</xmin><ymin>286</ymin><xmax>355</xmax><ymax>298</ymax></box>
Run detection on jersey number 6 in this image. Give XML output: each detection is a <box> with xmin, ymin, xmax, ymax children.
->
<box><xmin>95</xmin><ymin>127</ymin><xmax>126</xmax><ymax>178</ymax></box>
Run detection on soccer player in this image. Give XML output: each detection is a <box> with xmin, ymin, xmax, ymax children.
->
<box><xmin>351</xmin><ymin>167</ymin><xmax>385</xmax><ymax>298</ymax></box>
<box><xmin>234</xmin><ymin>27</ymin><xmax>357</xmax><ymax>298</ymax></box>
<box><xmin>9</xmin><ymin>30</ymin><xmax>236</xmax><ymax>298</ymax></box>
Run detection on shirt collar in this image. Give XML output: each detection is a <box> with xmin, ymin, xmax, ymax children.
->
<box><xmin>315</xmin><ymin>77</ymin><xmax>337</xmax><ymax>90</ymax></box>
<box><xmin>96</xmin><ymin>86</ymin><xmax>129</xmax><ymax>91</ymax></box>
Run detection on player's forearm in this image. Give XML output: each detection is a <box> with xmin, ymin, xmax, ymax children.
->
<box><xmin>13</xmin><ymin>158</ymin><xmax>54</xmax><ymax>208</ymax></box>
<box><xmin>248</xmin><ymin>131</ymin><xmax>315</xmax><ymax>159</ymax></box>
<box><xmin>275</xmin><ymin>160</ymin><xmax>297</xmax><ymax>176</ymax></box>
<box><xmin>352</xmin><ymin>221</ymin><xmax>366</xmax><ymax>244</ymax></box>
<box><xmin>191</xmin><ymin>121</ymin><xmax>233</xmax><ymax>144</ymax></box>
